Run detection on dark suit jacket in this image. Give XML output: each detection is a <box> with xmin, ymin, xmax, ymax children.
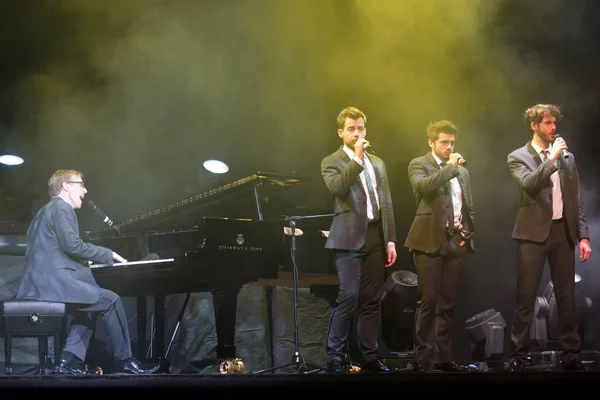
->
<box><xmin>15</xmin><ymin>196</ymin><xmax>113</xmax><ymax>304</ymax></box>
<box><xmin>404</xmin><ymin>152</ymin><xmax>475</xmax><ymax>254</ymax></box>
<box><xmin>321</xmin><ymin>146</ymin><xmax>397</xmax><ymax>250</ymax></box>
<box><xmin>507</xmin><ymin>141</ymin><xmax>589</xmax><ymax>244</ymax></box>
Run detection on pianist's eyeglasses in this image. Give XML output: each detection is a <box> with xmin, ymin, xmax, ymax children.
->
<box><xmin>67</xmin><ymin>181</ymin><xmax>86</xmax><ymax>189</ymax></box>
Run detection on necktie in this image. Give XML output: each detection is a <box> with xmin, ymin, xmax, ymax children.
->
<box><xmin>363</xmin><ymin>158</ymin><xmax>379</xmax><ymax>219</ymax></box>
<box><xmin>542</xmin><ymin>150</ymin><xmax>549</xmax><ymax>160</ymax></box>
<box><xmin>542</xmin><ymin>149</ymin><xmax>563</xmax><ymax>219</ymax></box>
<box><xmin>440</xmin><ymin>162</ymin><xmax>454</xmax><ymax>230</ymax></box>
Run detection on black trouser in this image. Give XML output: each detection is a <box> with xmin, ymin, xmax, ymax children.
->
<box><xmin>413</xmin><ymin>231</ymin><xmax>468</xmax><ymax>364</ymax></box>
<box><xmin>325</xmin><ymin>221</ymin><xmax>385</xmax><ymax>364</ymax></box>
<box><xmin>510</xmin><ymin>219</ymin><xmax>580</xmax><ymax>363</ymax></box>
<box><xmin>64</xmin><ymin>288</ymin><xmax>132</xmax><ymax>363</ymax></box>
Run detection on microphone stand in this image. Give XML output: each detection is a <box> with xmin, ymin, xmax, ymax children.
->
<box><xmin>255</xmin><ymin>213</ymin><xmax>334</xmax><ymax>374</ymax></box>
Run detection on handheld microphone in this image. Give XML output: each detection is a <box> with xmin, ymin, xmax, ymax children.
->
<box><xmin>363</xmin><ymin>142</ymin><xmax>376</xmax><ymax>154</ymax></box>
<box><xmin>555</xmin><ymin>133</ymin><xmax>569</xmax><ymax>159</ymax></box>
<box><xmin>458</xmin><ymin>158</ymin><xmax>467</xmax><ymax>166</ymax></box>
<box><xmin>88</xmin><ymin>200</ymin><xmax>114</xmax><ymax>227</ymax></box>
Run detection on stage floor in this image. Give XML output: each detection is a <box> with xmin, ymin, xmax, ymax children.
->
<box><xmin>0</xmin><ymin>364</ymin><xmax>598</xmax><ymax>395</ymax></box>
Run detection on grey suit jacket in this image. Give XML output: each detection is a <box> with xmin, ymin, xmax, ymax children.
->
<box><xmin>14</xmin><ymin>196</ymin><xmax>113</xmax><ymax>304</ymax></box>
<box><xmin>404</xmin><ymin>152</ymin><xmax>475</xmax><ymax>254</ymax></box>
<box><xmin>507</xmin><ymin>141</ymin><xmax>589</xmax><ymax>244</ymax></box>
<box><xmin>321</xmin><ymin>146</ymin><xmax>397</xmax><ymax>250</ymax></box>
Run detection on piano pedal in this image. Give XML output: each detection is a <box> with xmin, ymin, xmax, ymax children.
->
<box><xmin>143</xmin><ymin>357</ymin><xmax>170</xmax><ymax>374</ymax></box>
<box><xmin>156</xmin><ymin>358</ymin><xmax>170</xmax><ymax>374</ymax></box>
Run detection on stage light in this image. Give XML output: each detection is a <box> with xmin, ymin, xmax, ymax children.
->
<box><xmin>203</xmin><ymin>159</ymin><xmax>229</xmax><ymax>174</ymax></box>
<box><xmin>199</xmin><ymin>159</ymin><xmax>230</xmax><ymax>183</ymax></box>
<box><xmin>0</xmin><ymin>155</ymin><xmax>24</xmax><ymax>166</ymax></box>
<box><xmin>531</xmin><ymin>273</ymin><xmax>593</xmax><ymax>350</ymax></box>
<box><xmin>380</xmin><ymin>269</ymin><xmax>418</xmax><ymax>353</ymax></box>
<box><xmin>465</xmin><ymin>308</ymin><xmax>506</xmax><ymax>362</ymax></box>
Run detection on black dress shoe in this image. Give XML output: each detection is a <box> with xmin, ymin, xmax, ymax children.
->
<box><xmin>325</xmin><ymin>359</ymin><xmax>344</xmax><ymax>373</ymax></box>
<box><xmin>113</xmin><ymin>358</ymin><xmax>160</xmax><ymax>374</ymax></box>
<box><xmin>562</xmin><ymin>358</ymin><xmax>589</xmax><ymax>372</ymax></box>
<box><xmin>435</xmin><ymin>361</ymin><xmax>469</xmax><ymax>372</ymax></box>
<box><xmin>361</xmin><ymin>359</ymin><xmax>391</xmax><ymax>373</ymax></box>
<box><xmin>53</xmin><ymin>357</ymin><xmax>88</xmax><ymax>375</ymax></box>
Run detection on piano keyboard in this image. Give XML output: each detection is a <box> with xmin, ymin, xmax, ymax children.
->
<box><xmin>90</xmin><ymin>258</ymin><xmax>175</xmax><ymax>269</ymax></box>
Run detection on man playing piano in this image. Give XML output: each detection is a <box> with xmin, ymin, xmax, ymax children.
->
<box><xmin>14</xmin><ymin>169</ymin><xmax>160</xmax><ymax>375</ymax></box>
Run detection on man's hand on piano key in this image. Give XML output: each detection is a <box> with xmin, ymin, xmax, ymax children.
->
<box><xmin>113</xmin><ymin>251</ymin><xmax>127</xmax><ymax>264</ymax></box>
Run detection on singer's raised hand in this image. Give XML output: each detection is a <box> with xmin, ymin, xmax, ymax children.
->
<box><xmin>354</xmin><ymin>136</ymin><xmax>369</xmax><ymax>159</ymax></box>
<box><xmin>449</xmin><ymin>153</ymin><xmax>463</xmax><ymax>167</ymax></box>
<box><xmin>550</xmin><ymin>136</ymin><xmax>568</xmax><ymax>161</ymax></box>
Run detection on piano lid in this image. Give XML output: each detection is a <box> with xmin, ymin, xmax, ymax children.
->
<box><xmin>98</xmin><ymin>171</ymin><xmax>302</xmax><ymax>234</ymax></box>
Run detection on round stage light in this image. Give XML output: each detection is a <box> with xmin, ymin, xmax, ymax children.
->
<box><xmin>0</xmin><ymin>155</ymin><xmax>24</xmax><ymax>166</ymax></box>
<box><xmin>203</xmin><ymin>159</ymin><xmax>229</xmax><ymax>174</ymax></box>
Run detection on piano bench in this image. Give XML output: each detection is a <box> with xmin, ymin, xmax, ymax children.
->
<box><xmin>0</xmin><ymin>300</ymin><xmax>66</xmax><ymax>375</ymax></box>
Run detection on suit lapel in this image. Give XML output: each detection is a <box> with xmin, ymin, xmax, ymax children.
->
<box><xmin>424</xmin><ymin>152</ymin><xmax>439</xmax><ymax>169</ymax></box>
<box><xmin>457</xmin><ymin>174</ymin><xmax>467</xmax><ymax>200</ymax></box>
<box><xmin>557</xmin><ymin>155</ymin><xmax>566</xmax><ymax>177</ymax></box>
<box><xmin>526</xmin><ymin>141</ymin><xmax>556</xmax><ymax>190</ymax></box>
<box><xmin>365</xmin><ymin>153</ymin><xmax>380</xmax><ymax>183</ymax></box>
<box><xmin>526</xmin><ymin>141</ymin><xmax>542</xmax><ymax>165</ymax></box>
<box><xmin>337</xmin><ymin>146</ymin><xmax>350</xmax><ymax>162</ymax></box>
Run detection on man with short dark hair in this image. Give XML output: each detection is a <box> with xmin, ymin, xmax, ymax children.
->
<box><xmin>321</xmin><ymin>106</ymin><xmax>397</xmax><ymax>373</ymax></box>
<box><xmin>405</xmin><ymin>120</ymin><xmax>475</xmax><ymax>372</ymax></box>
<box><xmin>15</xmin><ymin>169</ymin><xmax>160</xmax><ymax>375</ymax></box>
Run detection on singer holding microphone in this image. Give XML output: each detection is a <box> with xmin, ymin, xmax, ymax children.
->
<box><xmin>321</xmin><ymin>106</ymin><xmax>397</xmax><ymax>374</ymax></box>
<box><xmin>13</xmin><ymin>169</ymin><xmax>160</xmax><ymax>375</ymax></box>
<box><xmin>404</xmin><ymin>120</ymin><xmax>475</xmax><ymax>372</ymax></box>
<box><xmin>507</xmin><ymin>104</ymin><xmax>592</xmax><ymax>371</ymax></box>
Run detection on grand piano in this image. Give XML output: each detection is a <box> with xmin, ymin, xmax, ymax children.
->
<box><xmin>87</xmin><ymin>171</ymin><xmax>302</xmax><ymax>364</ymax></box>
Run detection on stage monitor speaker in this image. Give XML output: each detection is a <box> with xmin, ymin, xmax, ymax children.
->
<box><xmin>380</xmin><ymin>270</ymin><xmax>418</xmax><ymax>352</ymax></box>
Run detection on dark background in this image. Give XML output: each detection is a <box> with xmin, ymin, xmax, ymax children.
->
<box><xmin>1</xmin><ymin>0</ymin><xmax>599</xmax><ymax>364</ymax></box>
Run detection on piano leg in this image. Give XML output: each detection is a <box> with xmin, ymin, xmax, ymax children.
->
<box><xmin>136</xmin><ymin>295</ymin><xmax>146</xmax><ymax>360</ymax></box>
<box><xmin>136</xmin><ymin>293</ymin><xmax>169</xmax><ymax>373</ymax></box>
<box><xmin>212</xmin><ymin>283</ymin><xmax>244</xmax><ymax>359</ymax></box>
<box><xmin>165</xmin><ymin>293</ymin><xmax>192</xmax><ymax>359</ymax></box>
<box><xmin>130</xmin><ymin>283</ymin><xmax>244</xmax><ymax>366</ymax></box>
<box><xmin>135</xmin><ymin>293</ymin><xmax>167</xmax><ymax>368</ymax></box>
<box><xmin>152</xmin><ymin>293</ymin><xmax>171</xmax><ymax>373</ymax></box>
<box><xmin>154</xmin><ymin>294</ymin><xmax>166</xmax><ymax>359</ymax></box>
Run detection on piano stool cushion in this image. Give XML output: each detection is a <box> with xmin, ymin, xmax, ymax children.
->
<box><xmin>0</xmin><ymin>300</ymin><xmax>67</xmax><ymax>374</ymax></box>
<box><xmin>1</xmin><ymin>300</ymin><xmax>66</xmax><ymax>335</ymax></box>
